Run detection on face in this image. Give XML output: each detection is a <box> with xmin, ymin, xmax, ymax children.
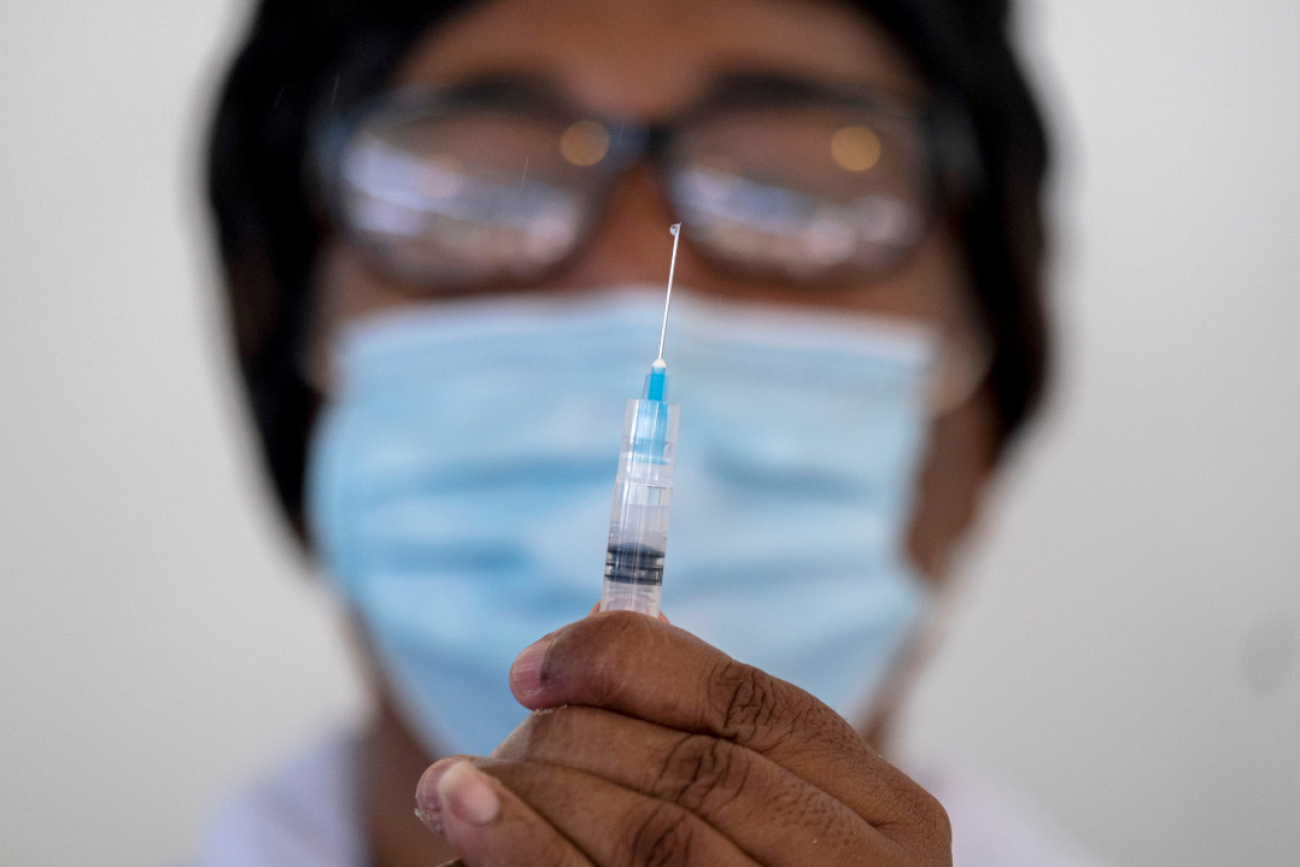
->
<box><xmin>313</xmin><ymin>0</ymin><xmax>998</xmax><ymax>580</ymax></box>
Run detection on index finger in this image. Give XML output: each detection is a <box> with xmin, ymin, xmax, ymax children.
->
<box><xmin>508</xmin><ymin>612</ymin><xmax>937</xmax><ymax>830</ymax></box>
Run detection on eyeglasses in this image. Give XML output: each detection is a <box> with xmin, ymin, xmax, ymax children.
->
<box><xmin>313</xmin><ymin>77</ymin><xmax>980</xmax><ymax>293</ymax></box>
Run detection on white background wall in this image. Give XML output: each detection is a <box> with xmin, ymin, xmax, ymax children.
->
<box><xmin>0</xmin><ymin>1</ymin><xmax>1296</xmax><ymax>865</ymax></box>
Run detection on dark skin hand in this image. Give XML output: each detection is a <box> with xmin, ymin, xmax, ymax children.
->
<box><xmin>413</xmin><ymin>613</ymin><xmax>951</xmax><ymax>866</ymax></box>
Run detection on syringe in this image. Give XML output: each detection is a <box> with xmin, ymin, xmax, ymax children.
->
<box><xmin>599</xmin><ymin>224</ymin><xmax>683</xmax><ymax>617</ymax></box>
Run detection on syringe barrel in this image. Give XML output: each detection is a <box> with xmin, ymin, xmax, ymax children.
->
<box><xmin>600</xmin><ymin>397</ymin><xmax>680</xmax><ymax>617</ymax></box>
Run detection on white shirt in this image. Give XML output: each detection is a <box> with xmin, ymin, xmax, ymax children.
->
<box><xmin>193</xmin><ymin>728</ymin><xmax>1109</xmax><ymax>867</ymax></box>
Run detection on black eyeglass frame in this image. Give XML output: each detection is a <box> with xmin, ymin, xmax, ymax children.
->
<box><xmin>310</xmin><ymin>76</ymin><xmax>985</xmax><ymax>294</ymax></box>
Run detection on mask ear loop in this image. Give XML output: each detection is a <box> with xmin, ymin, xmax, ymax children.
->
<box><xmin>851</xmin><ymin>319</ymin><xmax>992</xmax><ymax>742</ymax></box>
<box><xmin>923</xmin><ymin>319</ymin><xmax>993</xmax><ymax>417</ymax></box>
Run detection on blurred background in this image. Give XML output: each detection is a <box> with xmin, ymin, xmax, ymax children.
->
<box><xmin>1</xmin><ymin>1</ymin><xmax>1296</xmax><ymax>864</ymax></box>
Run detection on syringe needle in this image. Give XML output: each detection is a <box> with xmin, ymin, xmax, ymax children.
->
<box><xmin>656</xmin><ymin>223</ymin><xmax>682</xmax><ymax>365</ymax></box>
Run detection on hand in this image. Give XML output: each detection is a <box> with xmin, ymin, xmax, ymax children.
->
<box><xmin>413</xmin><ymin>612</ymin><xmax>951</xmax><ymax>867</ymax></box>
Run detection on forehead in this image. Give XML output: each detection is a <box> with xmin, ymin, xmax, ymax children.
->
<box><xmin>394</xmin><ymin>0</ymin><xmax>924</xmax><ymax>117</ymax></box>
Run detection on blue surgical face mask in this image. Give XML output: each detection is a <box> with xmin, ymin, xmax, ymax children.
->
<box><xmin>307</xmin><ymin>287</ymin><xmax>938</xmax><ymax>757</ymax></box>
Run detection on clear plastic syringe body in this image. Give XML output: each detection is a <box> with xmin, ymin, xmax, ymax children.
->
<box><xmin>600</xmin><ymin>364</ymin><xmax>680</xmax><ymax>617</ymax></box>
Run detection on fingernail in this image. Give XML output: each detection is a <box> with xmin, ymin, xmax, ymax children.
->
<box><xmin>414</xmin><ymin>758</ymin><xmax>455</xmax><ymax>834</ymax></box>
<box><xmin>509</xmin><ymin>635</ymin><xmax>553</xmax><ymax>702</ymax></box>
<box><xmin>438</xmin><ymin>761</ymin><xmax>499</xmax><ymax>826</ymax></box>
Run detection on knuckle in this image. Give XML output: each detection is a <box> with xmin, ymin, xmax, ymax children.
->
<box><xmin>625</xmin><ymin>801</ymin><xmax>697</xmax><ymax>867</ymax></box>
<box><xmin>655</xmin><ymin>735</ymin><xmax>753</xmax><ymax>813</ymax></box>
<box><xmin>882</xmin><ymin>778</ymin><xmax>953</xmax><ymax>864</ymax></box>
<box><xmin>915</xmin><ymin>788</ymin><xmax>953</xmax><ymax>862</ymax></box>
<box><xmin>708</xmin><ymin>659</ymin><xmax>783</xmax><ymax>745</ymax></box>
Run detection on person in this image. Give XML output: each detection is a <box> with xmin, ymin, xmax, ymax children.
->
<box><xmin>198</xmin><ymin>0</ymin><xmax>1088</xmax><ymax>864</ymax></box>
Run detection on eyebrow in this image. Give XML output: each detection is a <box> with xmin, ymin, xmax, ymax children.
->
<box><xmin>696</xmin><ymin>69</ymin><xmax>920</xmax><ymax>110</ymax></box>
<box><xmin>415</xmin><ymin>68</ymin><xmax>914</xmax><ymax>122</ymax></box>
<box><xmin>425</xmin><ymin>72</ymin><xmax>565</xmax><ymax>106</ymax></box>
<box><xmin>707</xmin><ymin>70</ymin><xmax>860</xmax><ymax>101</ymax></box>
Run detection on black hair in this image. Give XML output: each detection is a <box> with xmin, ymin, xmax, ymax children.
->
<box><xmin>207</xmin><ymin>0</ymin><xmax>1050</xmax><ymax>538</ymax></box>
